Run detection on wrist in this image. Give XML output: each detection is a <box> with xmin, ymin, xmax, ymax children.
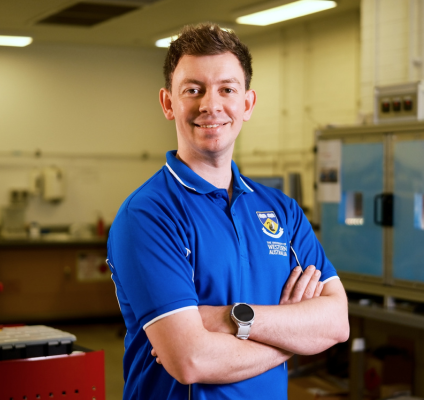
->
<box><xmin>230</xmin><ymin>303</ymin><xmax>255</xmax><ymax>340</ymax></box>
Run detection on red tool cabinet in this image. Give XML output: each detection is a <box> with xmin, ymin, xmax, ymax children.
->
<box><xmin>0</xmin><ymin>350</ymin><xmax>105</xmax><ymax>400</ymax></box>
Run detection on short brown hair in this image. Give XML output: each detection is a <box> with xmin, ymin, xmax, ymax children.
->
<box><xmin>163</xmin><ymin>23</ymin><xmax>253</xmax><ymax>91</ymax></box>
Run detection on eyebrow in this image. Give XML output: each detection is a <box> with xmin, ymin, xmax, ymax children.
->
<box><xmin>220</xmin><ymin>78</ymin><xmax>241</xmax><ymax>85</ymax></box>
<box><xmin>179</xmin><ymin>77</ymin><xmax>241</xmax><ymax>91</ymax></box>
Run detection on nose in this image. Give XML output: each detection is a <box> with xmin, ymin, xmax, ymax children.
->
<box><xmin>199</xmin><ymin>90</ymin><xmax>222</xmax><ymax>114</ymax></box>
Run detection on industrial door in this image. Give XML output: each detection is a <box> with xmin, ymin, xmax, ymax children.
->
<box><xmin>392</xmin><ymin>139</ymin><xmax>424</xmax><ymax>283</ymax></box>
<box><xmin>321</xmin><ymin>142</ymin><xmax>384</xmax><ymax>278</ymax></box>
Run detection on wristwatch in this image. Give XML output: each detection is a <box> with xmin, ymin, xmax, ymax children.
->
<box><xmin>230</xmin><ymin>303</ymin><xmax>255</xmax><ymax>340</ymax></box>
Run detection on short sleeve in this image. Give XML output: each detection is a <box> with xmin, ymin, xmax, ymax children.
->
<box><xmin>287</xmin><ymin>199</ymin><xmax>338</xmax><ymax>283</ymax></box>
<box><xmin>108</xmin><ymin>198</ymin><xmax>199</xmax><ymax>330</ymax></box>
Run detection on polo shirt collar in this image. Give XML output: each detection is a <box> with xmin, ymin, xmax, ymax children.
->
<box><xmin>165</xmin><ymin>150</ymin><xmax>254</xmax><ymax>195</ymax></box>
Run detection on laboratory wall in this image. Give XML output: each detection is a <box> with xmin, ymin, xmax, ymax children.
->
<box><xmin>360</xmin><ymin>0</ymin><xmax>424</xmax><ymax>115</ymax></box>
<box><xmin>238</xmin><ymin>10</ymin><xmax>360</xmax><ymax>213</ymax></box>
<box><xmin>1</xmin><ymin>8</ymin><xmax>362</xmax><ymax>225</ymax></box>
<box><xmin>0</xmin><ymin>43</ymin><xmax>176</xmax><ymax>225</ymax></box>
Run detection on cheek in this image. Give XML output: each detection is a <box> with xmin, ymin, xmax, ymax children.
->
<box><xmin>227</xmin><ymin>100</ymin><xmax>246</xmax><ymax>120</ymax></box>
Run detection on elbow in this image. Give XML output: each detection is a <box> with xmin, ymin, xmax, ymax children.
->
<box><xmin>166</xmin><ymin>354</ymin><xmax>202</xmax><ymax>385</ymax></box>
<box><xmin>335</xmin><ymin>314</ymin><xmax>350</xmax><ymax>344</ymax></box>
<box><xmin>174</xmin><ymin>367</ymin><xmax>198</xmax><ymax>386</ymax></box>
<box><xmin>333</xmin><ymin>295</ymin><xmax>350</xmax><ymax>344</ymax></box>
<box><xmin>338</xmin><ymin>321</ymin><xmax>350</xmax><ymax>343</ymax></box>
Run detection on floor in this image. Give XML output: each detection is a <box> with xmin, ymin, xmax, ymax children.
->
<box><xmin>54</xmin><ymin>322</ymin><xmax>126</xmax><ymax>400</ymax></box>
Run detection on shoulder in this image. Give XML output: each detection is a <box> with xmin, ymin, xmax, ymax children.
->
<box><xmin>121</xmin><ymin>166</ymin><xmax>183</xmax><ymax>211</ymax></box>
<box><xmin>111</xmin><ymin>166</ymin><xmax>184</xmax><ymax>231</ymax></box>
<box><xmin>240</xmin><ymin>175</ymin><xmax>293</xmax><ymax>207</ymax></box>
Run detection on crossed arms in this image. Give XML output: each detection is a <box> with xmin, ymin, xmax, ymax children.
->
<box><xmin>145</xmin><ymin>265</ymin><xmax>349</xmax><ymax>385</ymax></box>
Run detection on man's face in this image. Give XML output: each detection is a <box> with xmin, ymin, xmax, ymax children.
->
<box><xmin>160</xmin><ymin>52</ymin><xmax>256</xmax><ymax>161</ymax></box>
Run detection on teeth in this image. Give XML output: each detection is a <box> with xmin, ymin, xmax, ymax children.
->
<box><xmin>200</xmin><ymin>124</ymin><xmax>220</xmax><ymax>128</ymax></box>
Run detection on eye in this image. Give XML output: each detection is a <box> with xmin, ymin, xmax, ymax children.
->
<box><xmin>186</xmin><ymin>88</ymin><xmax>200</xmax><ymax>95</ymax></box>
<box><xmin>223</xmin><ymin>88</ymin><xmax>235</xmax><ymax>94</ymax></box>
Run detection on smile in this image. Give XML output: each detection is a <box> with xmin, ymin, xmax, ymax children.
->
<box><xmin>194</xmin><ymin>123</ymin><xmax>228</xmax><ymax>128</ymax></box>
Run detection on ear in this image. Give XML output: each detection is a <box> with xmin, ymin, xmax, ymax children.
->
<box><xmin>159</xmin><ymin>88</ymin><xmax>175</xmax><ymax>120</ymax></box>
<box><xmin>243</xmin><ymin>89</ymin><xmax>257</xmax><ymax>121</ymax></box>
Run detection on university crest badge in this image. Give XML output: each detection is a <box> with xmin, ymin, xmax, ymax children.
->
<box><xmin>256</xmin><ymin>211</ymin><xmax>284</xmax><ymax>238</ymax></box>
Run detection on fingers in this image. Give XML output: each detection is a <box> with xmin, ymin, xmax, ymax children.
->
<box><xmin>313</xmin><ymin>280</ymin><xmax>324</xmax><ymax>297</ymax></box>
<box><xmin>301</xmin><ymin>267</ymin><xmax>322</xmax><ymax>301</ymax></box>
<box><xmin>290</xmin><ymin>265</ymin><xmax>320</xmax><ymax>302</ymax></box>
<box><xmin>151</xmin><ymin>348</ymin><xmax>162</xmax><ymax>364</ymax></box>
<box><xmin>280</xmin><ymin>266</ymin><xmax>302</xmax><ymax>304</ymax></box>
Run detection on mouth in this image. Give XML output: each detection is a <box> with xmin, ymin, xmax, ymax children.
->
<box><xmin>193</xmin><ymin>122</ymin><xmax>229</xmax><ymax>129</ymax></box>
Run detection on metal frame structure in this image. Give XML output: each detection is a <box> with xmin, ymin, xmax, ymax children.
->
<box><xmin>316</xmin><ymin>121</ymin><xmax>424</xmax><ymax>304</ymax></box>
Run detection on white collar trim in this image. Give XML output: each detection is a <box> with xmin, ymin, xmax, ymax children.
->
<box><xmin>165</xmin><ymin>162</ymin><xmax>197</xmax><ymax>191</ymax></box>
<box><xmin>240</xmin><ymin>177</ymin><xmax>254</xmax><ymax>192</ymax></box>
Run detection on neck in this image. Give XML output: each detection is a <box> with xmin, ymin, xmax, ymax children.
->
<box><xmin>175</xmin><ymin>150</ymin><xmax>233</xmax><ymax>197</ymax></box>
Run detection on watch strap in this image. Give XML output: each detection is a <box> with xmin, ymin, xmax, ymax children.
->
<box><xmin>236</xmin><ymin>324</ymin><xmax>251</xmax><ymax>340</ymax></box>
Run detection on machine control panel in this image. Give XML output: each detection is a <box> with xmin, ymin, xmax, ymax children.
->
<box><xmin>375</xmin><ymin>81</ymin><xmax>424</xmax><ymax>123</ymax></box>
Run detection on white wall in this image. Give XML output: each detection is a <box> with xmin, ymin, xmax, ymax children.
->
<box><xmin>360</xmin><ymin>0</ymin><xmax>424</xmax><ymax>115</ymax></box>
<box><xmin>0</xmin><ymin>9</ymin><xmax>363</xmax><ymax>224</ymax></box>
<box><xmin>0</xmin><ymin>43</ymin><xmax>177</xmax><ymax>226</ymax></box>
<box><xmin>237</xmin><ymin>10</ymin><xmax>360</xmax><ymax>213</ymax></box>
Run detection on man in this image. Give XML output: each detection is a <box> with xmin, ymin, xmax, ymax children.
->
<box><xmin>107</xmin><ymin>23</ymin><xmax>349</xmax><ymax>400</ymax></box>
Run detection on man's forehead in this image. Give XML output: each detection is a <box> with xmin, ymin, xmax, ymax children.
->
<box><xmin>173</xmin><ymin>53</ymin><xmax>245</xmax><ymax>88</ymax></box>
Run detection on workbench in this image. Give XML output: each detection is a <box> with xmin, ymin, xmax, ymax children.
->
<box><xmin>0</xmin><ymin>238</ymin><xmax>120</xmax><ymax>322</ymax></box>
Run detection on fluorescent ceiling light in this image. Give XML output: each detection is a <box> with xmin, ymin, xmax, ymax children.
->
<box><xmin>155</xmin><ymin>27</ymin><xmax>232</xmax><ymax>48</ymax></box>
<box><xmin>0</xmin><ymin>35</ymin><xmax>33</xmax><ymax>47</ymax></box>
<box><xmin>236</xmin><ymin>0</ymin><xmax>337</xmax><ymax>26</ymax></box>
<box><xmin>155</xmin><ymin>35</ymin><xmax>178</xmax><ymax>48</ymax></box>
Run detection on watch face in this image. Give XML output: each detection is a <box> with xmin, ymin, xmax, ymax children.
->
<box><xmin>234</xmin><ymin>304</ymin><xmax>254</xmax><ymax>322</ymax></box>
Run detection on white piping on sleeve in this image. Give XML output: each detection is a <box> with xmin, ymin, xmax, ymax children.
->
<box><xmin>110</xmin><ymin>274</ymin><xmax>122</xmax><ymax>312</ymax></box>
<box><xmin>322</xmin><ymin>276</ymin><xmax>340</xmax><ymax>284</ymax></box>
<box><xmin>290</xmin><ymin>243</ymin><xmax>303</xmax><ymax>272</ymax></box>
<box><xmin>165</xmin><ymin>163</ymin><xmax>197</xmax><ymax>191</ymax></box>
<box><xmin>240</xmin><ymin>177</ymin><xmax>254</xmax><ymax>192</ymax></box>
<box><xmin>106</xmin><ymin>259</ymin><xmax>123</xmax><ymax>312</ymax></box>
<box><xmin>143</xmin><ymin>306</ymin><xmax>198</xmax><ymax>331</ymax></box>
<box><xmin>185</xmin><ymin>248</ymin><xmax>191</xmax><ymax>257</ymax></box>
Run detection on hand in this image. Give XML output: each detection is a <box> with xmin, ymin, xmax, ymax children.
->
<box><xmin>151</xmin><ymin>347</ymin><xmax>162</xmax><ymax>364</ymax></box>
<box><xmin>280</xmin><ymin>265</ymin><xmax>323</xmax><ymax>305</ymax></box>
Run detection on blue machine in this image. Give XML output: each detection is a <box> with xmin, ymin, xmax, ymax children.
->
<box><xmin>321</xmin><ymin>142</ymin><xmax>384</xmax><ymax>278</ymax></box>
<box><xmin>393</xmin><ymin>140</ymin><xmax>424</xmax><ymax>283</ymax></box>
<box><xmin>318</xmin><ymin>123</ymin><xmax>424</xmax><ymax>288</ymax></box>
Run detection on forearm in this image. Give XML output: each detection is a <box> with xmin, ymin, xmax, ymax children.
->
<box><xmin>147</xmin><ymin>310</ymin><xmax>291</xmax><ymax>385</ymax></box>
<box><xmin>189</xmin><ymin>331</ymin><xmax>291</xmax><ymax>384</ymax></box>
<box><xmin>199</xmin><ymin>280</ymin><xmax>348</xmax><ymax>356</ymax></box>
<box><xmin>250</xmin><ymin>293</ymin><xmax>349</xmax><ymax>355</ymax></box>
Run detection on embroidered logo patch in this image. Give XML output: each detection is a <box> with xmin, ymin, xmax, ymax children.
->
<box><xmin>256</xmin><ymin>211</ymin><xmax>284</xmax><ymax>238</ymax></box>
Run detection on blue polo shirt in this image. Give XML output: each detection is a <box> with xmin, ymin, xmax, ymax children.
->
<box><xmin>107</xmin><ymin>150</ymin><xmax>338</xmax><ymax>400</ymax></box>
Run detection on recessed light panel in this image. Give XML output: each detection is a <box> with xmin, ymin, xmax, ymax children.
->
<box><xmin>155</xmin><ymin>36</ymin><xmax>178</xmax><ymax>48</ymax></box>
<box><xmin>236</xmin><ymin>0</ymin><xmax>337</xmax><ymax>26</ymax></box>
<box><xmin>155</xmin><ymin>27</ymin><xmax>232</xmax><ymax>48</ymax></box>
<box><xmin>0</xmin><ymin>36</ymin><xmax>33</xmax><ymax>47</ymax></box>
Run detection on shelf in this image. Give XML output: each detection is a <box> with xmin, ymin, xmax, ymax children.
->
<box><xmin>349</xmin><ymin>302</ymin><xmax>424</xmax><ymax>330</ymax></box>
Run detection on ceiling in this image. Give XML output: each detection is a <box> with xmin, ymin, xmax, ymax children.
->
<box><xmin>0</xmin><ymin>0</ymin><xmax>360</xmax><ymax>48</ymax></box>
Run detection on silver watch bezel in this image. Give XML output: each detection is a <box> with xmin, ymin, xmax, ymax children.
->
<box><xmin>230</xmin><ymin>303</ymin><xmax>255</xmax><ymax>339</ymax></box>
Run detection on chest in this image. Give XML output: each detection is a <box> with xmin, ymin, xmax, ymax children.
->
<box><xmin>181</xmin><ymin>193</ymin><xmax>292</xmax><ymax>305</ymax></box>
